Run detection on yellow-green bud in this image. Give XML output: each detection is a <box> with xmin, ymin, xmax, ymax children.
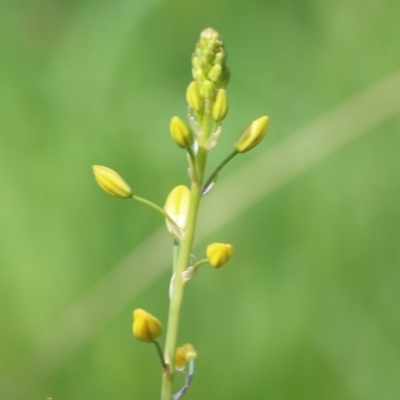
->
<box><xmin>199</xmin><ymin>79</ymin><xmax>215</xmax><ymax>100</ymax></box>
<box><xmin>192</xmin><ymin>28</ymin><xmax>229</xmax><ymax>91</ymax></box>
<box><xmin>192</xmin><ymin>70</ymin><xmax>207</xmax><ymax>85</ymax></box>
<box><xmin>213</xmin><ymin>51</ymin><xmax>225</xmax><ymax>66</ymax></box>
<box><xmin>186</xmin><ymin>81</ymin><xmax>203</xmax><ymax>112</ymax></box>
<box><xmin>164</xmin><ymin>185</ymin><xmax>190</xmax><ymax>235</ymax></box>
<box><xmin>212</xmin><ymin>89</ymin><xmax>228</xmax><ymax>121</ymax></box>
<box><xmin>175</xmin><ymin>343</ymin><xmax>197</xmax><ymax>370</ymax></box>
<box><xmin>206</xmin><ymin>243</ymin><xmax>233</xmax><ymax>268</ymax></box>
<box><xmin>208</xmin><ymin>64</ymin><xmax>222</xmax><ymax>84</ymax></box>
<box><xmin>92</xmin><ymin>165</ymin><xmax>132</xmax><ymax>199</ymax></box>
<box><xmin>234</xmin><ymin>116</ymin><xmax>269</xmax><ymax>153</ymax></box>
<box><xmin>170</xmin><ymin>117</ymin><xmax>193</xmax><ymax>149</ymax></box>
<box><xmin>191</xmin><ymin>55</ymin><xmax>201</xmax><ymax>70</ymax></box>
<box><xmin>132</xmin><ymin>309</ymin><xmax>162</xmax><ymax>343</ymax></box>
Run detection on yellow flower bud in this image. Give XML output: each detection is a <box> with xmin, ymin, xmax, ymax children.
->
<box><xmin>92</xmin><ymin>165</ymin><xmax>132</xmax><ymax>199</ymax></box>
<box><xmin>234</xmin><ymin>116</ymin><xmax>269</xmax><ymax>153</ymax></box>
<box><xmin>175</xmin><ymin>343</ymin><xmax>197</xmax><ymax>370</ymax></box>
<box><xmin>175</xmin><ymin>347</ymin><xmax>187</xmax><ymax>371</ymax></box>
<box><xmin>212</xmin><ymin>89</ymin><xmax>228</xmax><ymax>121</ymax></box>
<box><xmin>132</xmin><ymin>308</ymin><xmax>162</xmax><ymax>343</ymax></box>
<box><xmin>186</xmin><ymin>81</ymin><xmax>203</xmax><ymax>112</ymax></box>
<box><xmin>169</xmin><ymin>117</ymin><xmax>193</xmax><ymax>149</ymax></box>
<box><xmin>164</xmin><ymin>185</ymin><xmax>190</xmax><ymax>235</ymax></box>
<box><xmin>206</xmin><ymin>243</ymin><xmax>233</xmax><ymax>268</ymax></box>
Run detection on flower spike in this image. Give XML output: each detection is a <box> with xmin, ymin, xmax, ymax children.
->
<box><xmin>192</xmin><ymin>28</ymin><xmax>230</xmax><ymax>106</ymax></box>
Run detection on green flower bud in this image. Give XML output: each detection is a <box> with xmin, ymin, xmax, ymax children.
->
<box><xmin>132</xmin><ymin>309</ymin><xmax>162</xmax><ymax>343</ymax></box>
<box><xmin>234</xmin><ymin>116</ymin><xmax>269</xmax><ymax>153</ymax></box>
<box><xmin>208</xmin><ymin>64</ymin><xmax>222</xmax><ymax>84</ymax></box>
<box><xmin>164</xmin><ymin>185</ymin><xmax>190</xmax><ymax>235</ymax></box>
<box><xmin>198</xmin><ymin>28</ymin><xmax>222</xmax><ymax>53</ymax></box>
<box><xmin>212</xmin><ymin>89</ymin><xmax>228</xmax><ymax>121</ymax></box>
<box><xmin>213</xmin><ymin>51</ymin><xmax>225</xmax><ymax>66</ymax></box>
<box><xmin>92</xmin><ymin>165</ymin><xmax>132</xmax><ymax>199</ymax></box>
<box><xmin>170</xmin><ymin>116</ymin><xmax>193</xmax><ymax>149</ymax></box>
<box><xmin>206</xmin><ymin>243</ymin><xmax>233</xmax><ymax>268</ymax></box>
<box><xmin>186</xmin><ymin>81</ymin><xmax>203</xmax><ymax>112</ymax></box>
<box><xmin>191</xmin><ymin>55</ymin><xmax>201</xmax><ymax>70</ymax></box>
<box><xmin>192</xmin><ymin>28</ymin><xmax>229</xmax><ymax>93</ymax></box>
<box><xmin>192</xmin><ymin>70</ymin><xmax>207</xmax><ymax>85</ymax></box>
<box><xmin>199</xmin><ymin>79</ymin><xmax>215</xmax><ymax>100</ymax></box>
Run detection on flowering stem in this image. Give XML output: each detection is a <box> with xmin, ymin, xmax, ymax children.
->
<box><xmin>160</xmin><ymin>115</ymin><xmax>210</xmax><ymax>400</ymax></box>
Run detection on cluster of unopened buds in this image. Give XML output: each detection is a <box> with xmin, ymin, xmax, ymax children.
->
<box><xmin>92</xmin><ymin>27</ymin><xmax>269</xmax><ymax>400</ymax></box>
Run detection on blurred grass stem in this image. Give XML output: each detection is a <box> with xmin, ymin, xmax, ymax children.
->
<box><xmin>3</xmin><ymin>69</ymin><xmax>400</xmax><ymax>399</ymax></box>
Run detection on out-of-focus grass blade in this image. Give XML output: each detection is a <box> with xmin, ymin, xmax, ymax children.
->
<box><xmin>2</xmin><ymin>69</ymin><xmax>400</xmax><ymax>398</ymax></box>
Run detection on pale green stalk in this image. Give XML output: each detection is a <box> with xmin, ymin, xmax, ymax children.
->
<box><xmin>132</xmin><ymin>195</ymin><xmax>183</xmax><ymax>238</ymax></box>
<box><xmin>202</xmin><ymin>149</ymin><xmax>238</xmax><ymax>195</ymax></box>
<box><xmin>192</xmin><ymin>259</ymin><xmax>209</xmax><ymax>270</ymax></box>
<box><xmin>161</xmin><ymin>114</ymin><xmax>210</xmax><ymax>400</ymax></box>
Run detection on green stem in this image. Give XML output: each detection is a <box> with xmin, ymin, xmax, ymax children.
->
<box><xmin>160</xmin><ymin>113</ymin><xmax>211</xmax><ymax>400</ymax></box>
<box><xmin>201</xmin><ymin>150</ymin><xmax>238</xmax><ymax>195</ymax></box>
<box><xmin>172</xmin><ymin>238</ymin><xmax>179</xmax><ymax>273</ymax></box>
<box><xmin>187</xmin><ymin>147</ymin><xmax>199</xmax><ymax>184</ymax></box>
<box><xmin>131</xmin><ymin>195</ymin><xmax>183</xmax><ymax>239</ymax></box>
<box><xmin>192</xmin><ymin>258</ymin><xmax>209</xmax><ymax>270</ymax></box>
<box><xmin>154</xmin><ymin>341</ymin><xmax>167</xmax><ymax>370</ymax></box>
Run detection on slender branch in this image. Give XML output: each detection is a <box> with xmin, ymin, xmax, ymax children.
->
<box><xmin>201</xmin><ymin>150</ymin><xmax>238</xmax><ymax>195</ymax></box>
<box><xmin>131</xmin><ymin>195</ymin><xmax>183</xmax><ymax>239</ymax></box>
<box><xmin>192</xmin><ymin>258</ymin><xmax>208</xmax><ymax>270</ymax></box>
<box><xmin>153</xmin><ymin>341</ymin><xmax>167</xmax><ymax>370</ymax></box>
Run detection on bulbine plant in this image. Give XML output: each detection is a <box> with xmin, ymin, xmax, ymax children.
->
<box><xmin>93</xmin><ymin>28</ymin><xmax>269</xmax><ymax>400</ymax></box>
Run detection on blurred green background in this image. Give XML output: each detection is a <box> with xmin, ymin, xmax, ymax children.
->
<box><xmin>1</xmin><ymin>0</ymin><xmax>400</xmax><ymax>399</ymax></box>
